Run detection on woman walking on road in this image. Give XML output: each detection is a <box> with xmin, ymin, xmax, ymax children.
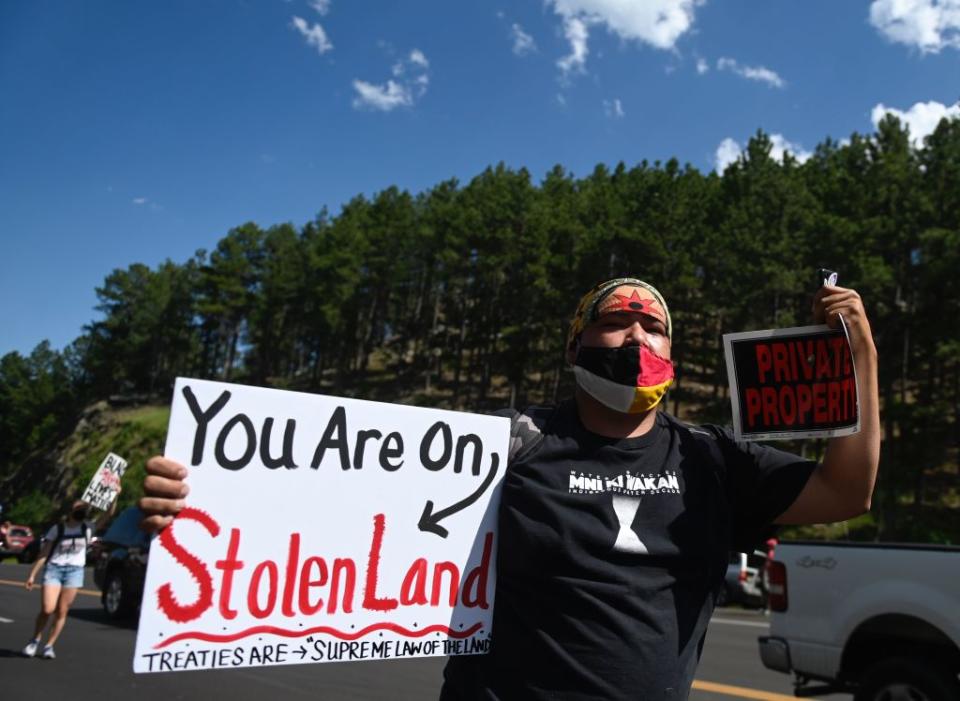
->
<box><xmin>22</xmin><ymin>496</ymin><xmax>116</xmax><ymax>659</ymax></box>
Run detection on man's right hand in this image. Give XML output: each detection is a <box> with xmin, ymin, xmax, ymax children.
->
<box><xmin>139</xmin><ymin>456</ymin><xmax>190</xmax><ymax>533</ymax></box>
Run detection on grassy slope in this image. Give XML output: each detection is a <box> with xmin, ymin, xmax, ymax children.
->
<box><xmin>5</xmin><ymin>404</ymin><xmax>169</xmax><ymax>528</ymax></box>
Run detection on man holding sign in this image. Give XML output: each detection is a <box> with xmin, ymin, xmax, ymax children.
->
<box><xmin>141</xmin><ymin>276</ymin><xmax>879</xmax><ymax>700</ymax></box>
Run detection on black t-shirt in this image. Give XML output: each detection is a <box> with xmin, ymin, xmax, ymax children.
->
<box><xmin>442</xmin><ymin>401</ymin><xmax>815</xmax><ymax>700</ymax></box>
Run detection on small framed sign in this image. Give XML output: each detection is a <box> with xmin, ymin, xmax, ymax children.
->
<box><xmin>723</xmin><ymin>324</ymin><xmax>860</xmax><ymax>441</ymax></box>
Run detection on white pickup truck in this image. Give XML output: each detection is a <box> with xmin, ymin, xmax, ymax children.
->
<box><xmin>758</xmin><ymin>540</ymin><xmax>960</xmax><ymax>700</ymax></box>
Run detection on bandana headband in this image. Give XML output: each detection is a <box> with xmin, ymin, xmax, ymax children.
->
<box><xmin>566</xmin><ymin>278</ymin><xmax>672</xmax><ymax>353</ymax></box>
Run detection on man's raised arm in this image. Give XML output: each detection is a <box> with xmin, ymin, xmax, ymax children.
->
<box><xmin>776</xmin><ymin>285</ymin><xmax>880</xmax><ymax>525</ymax></box>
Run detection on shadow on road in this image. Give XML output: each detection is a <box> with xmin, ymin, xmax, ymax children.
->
<box><xmin>0</xmin><ymin>648</ymin><xmax>30</xmax><ymax>659</ymax></box>
<box><xmin>68</xmin><ymin>604</ymin><xmax>138</xmax><ymax>630</ymax></box>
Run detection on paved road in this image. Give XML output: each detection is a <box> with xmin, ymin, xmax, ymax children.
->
<box><xmin>0</xmin><ymin>562</ymin><xmax>846</xmax><ymax>700</ymax></box>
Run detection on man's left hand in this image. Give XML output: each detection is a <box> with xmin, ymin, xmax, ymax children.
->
<box><xmin>812</xmin><ymin>285</ymin><xmax>876</xmax><ymax>357</ymax></box>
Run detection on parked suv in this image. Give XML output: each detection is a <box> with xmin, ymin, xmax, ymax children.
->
<box><xmin>0</xmin><ymin>524</ymin><xmax>35</xmax><ymax>560</ymax></box>
<box><xmin>93</xmin><ymin>506</ymin><xmax>150</xmax><ymax>620</ymax></box>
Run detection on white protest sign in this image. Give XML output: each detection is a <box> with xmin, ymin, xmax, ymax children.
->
<box><xmin>81</xmin><ymin>452</ymin><xmax>127</xmax><ymax>510</ymax></box>
<box><xmin>134</xmin><ymin>378</ymin><xmax>508</xmax><ymax>674</ymax></box>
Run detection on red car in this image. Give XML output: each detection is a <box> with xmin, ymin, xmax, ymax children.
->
<box><xmin>0</xmin><ymin>524</ymin><xmax>35</xmax><ymax>559</ymax></box>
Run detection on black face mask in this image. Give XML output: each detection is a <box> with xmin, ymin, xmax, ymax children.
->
<box><xmin>572</xmin><ymin>344</ymin><xmax>674</xmax><ymax>414</ymax></box>
<box><xmin>71</xmin><ymin>508</ymin><xmax>88</xmax><ymax>521</ymax></box>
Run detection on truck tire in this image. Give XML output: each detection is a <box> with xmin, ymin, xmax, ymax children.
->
<box><xmin>102</xmin><ymin>571</ymin><xmax>135</xmax><ymax>620</ymax></box>
<box><xmin>854</xmin><ymin>657</ymin><xmax>960</xmax><ymax>701</ymax></box>
<box><xmin>716</xmin><ymin>586</ymin><xmax>729</xmax><ymax>607</ymax></box>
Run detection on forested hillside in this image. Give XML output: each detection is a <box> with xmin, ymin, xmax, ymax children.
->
<box><xmin>2</xmin><ymin>119</ymin><xmax>958</xmax><ymax>541</ymax></box>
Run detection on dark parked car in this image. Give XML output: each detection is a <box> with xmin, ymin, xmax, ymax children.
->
<box><xmin>93</xmin><ymin>506</ymin><xmax>150</xmax><ymax>619</ymax></box>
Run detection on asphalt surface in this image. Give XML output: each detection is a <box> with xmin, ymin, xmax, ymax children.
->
<box><xmin>0</xmin><ymin>562</ymin><xmax>847</xmax><ymax>700</ymax></box>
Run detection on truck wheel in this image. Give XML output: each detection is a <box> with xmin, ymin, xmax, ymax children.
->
<box><xmin>855</xmin><ymin>657</ymin><xmax>960</xmax><ymax>701</ymax></box>
<box><xmin>103</xmin><ymin>572</ymin><xmax>134</xmax><ymax>620</ymax></box>
<box><xmin>716</xmin><ymin>586</ymin><xmax>729</xmax><ymax>607</ymax></box>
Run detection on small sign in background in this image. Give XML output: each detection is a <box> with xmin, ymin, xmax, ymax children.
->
<box><xmin>81</xmin><ymin>452</ymin><xmax>127</xmax><ymax>510</ymax></box>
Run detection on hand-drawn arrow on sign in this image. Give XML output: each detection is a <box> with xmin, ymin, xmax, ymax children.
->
<box><xmin>417</xmin><ymin>453</ymin><xmax>500</xmax><ymax>538</ymax></box>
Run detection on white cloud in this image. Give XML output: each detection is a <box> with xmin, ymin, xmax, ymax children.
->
<box><xmin>871</xmin><ymin>100</ymin><xmax>960</xmax><ymax>145</ymax></box>
<box><xmin>716</xmin><ymin>57</ymin><xmax>785</xmax><ymax>88</ymax></box>
<box><xmin>604</xmin><ymin>98</ymin><xmax>625</xmax><ymax>118</ymax></box>
<box><xmin>353</xmin><ymin>49</ymin><xmax>430</xmax><ymax>111</ymax></box>
<box><xmin>714</xmin><ymin>138</ymin><xmax>742</xmax><ymax>172</ymax></box>
<box><xmin>352</xmin><ymin>80</ymin><xmax>412</xmax><ymax>111</ymax></box>
<box><xmin>511</xmin><ymin>23</ymin><xmax>537</xmax><ymax>55</ymax></box>
<box><xmin>557</xmin><ymin>16</ymin><xmax>590</xmax><ymax>75</ymax></box>
<box><xmin>869</xmin><ymin>0</ymin><xmax>960</xmax><ymax>53</ymax></box>
<box><xmin>291</xmin><ymin>16</ymin><xmax>333</xmax><ymax>55</ymax></box>
<box><xmin>409</xmin><ymin>48</ymin><xmax>429</xmax><ymax>68</ymax></box>
<box><xmin>309</xmin><ymin>0</ymin><xmax>331</xmax><ymax>15</ymax></box>
<box><xmin>549</xmin><ymin>0</ymin><xmax>702</xmax><ymax>75</ymax></box>
<box><xmin>550</xmin><ymin>0</ymin><xmax>701</xmax><ymax>49</ymax></box>
<box><xmin>696</xmin><ymin>57</ymin><xmax>709</xmax><ymax>74</ymax></box>
<box><xmin>768</xmin><ymin>134</ymin><xmax>812</xmax><ymax>163</ymax></box>
<box><xmin>132</xmin><ymin>197</ymin><xmax>147</xmax><ymax>205</ymax></box>
<box><xmin>714</xmin><ymin>134</ymin><xmax>812</xmax><ymax>171</ymax></box>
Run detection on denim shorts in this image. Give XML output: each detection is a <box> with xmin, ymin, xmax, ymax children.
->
<box><xmin>42</xmin><ymin>563</ymin><xmax>85</xmax><ymax>588</ymax></box>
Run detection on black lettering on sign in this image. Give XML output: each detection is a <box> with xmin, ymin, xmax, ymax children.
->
<box><xmin>215</xmin><ymin>414</ymin><xmax>257</xmax><ymax>470</ymax></box>
<box><xmin>260</xmin><ymin>417</ymin><xmax>298</xmax><ymax>469</ymax></box>
<box><xmin>183</xmin><ymin>386</ymin><xmax>232</xmax><ymax>466</ymax></box>
<box><xmin>420</xmin><ymin>421</ymin><xmax>452</xmax><ymax>471</ymax></box>
<box><xmin>311</xmin><ymin>406</ymin><xmax>350</xmax><ymax>470</ymax></box>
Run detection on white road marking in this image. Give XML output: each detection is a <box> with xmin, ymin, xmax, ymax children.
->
<box><xmin>710</xmin><ymin>617</ymin><xmax>770</xmax><ymax>629</ymax></box>
<box><xmin>0</xmin><ymin>616</ymin><xmax>14</xmax><ymax>623</ymax></box>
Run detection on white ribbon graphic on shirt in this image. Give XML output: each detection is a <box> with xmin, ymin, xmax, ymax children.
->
<box><xmin>611</xmin><ymin>495</ymin><xmax>648</xmax><ymax>554</ymax></box>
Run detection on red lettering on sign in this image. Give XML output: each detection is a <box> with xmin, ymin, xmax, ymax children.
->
<box><xmin>772</xmin><ymin>342</ymin><xmax>790</xmax><ymax>382</ymax></box>
<box><xmin>745</xmin><ymin>389</ymin><xmax>762</xmax><ymax>427</ymax></box>
<box><xmin>431</xmin><ymin>562</ymin><xmax>460</xmax><ymax>607</ymax></box>
<box><xmin>796</xmin><ymin>384</ymin><xmax>813</xmax><ymax>424</ymax></box>
<box><xmin>778</xmin><ymin>385</ymin><xmax>796</xmax><ymax>425</ymax></box>
<box><xmin>756</xmin><ymin>344</ymin><xmax>772</xmax><ymax>383</ymax></box>
<box><xmin>400</xmin><ymin>559</ymin><xmax>429</xmax><ymax>605</ymax></box>
<box><xmin>813</xmin><ymin>383</ymin><xmax>827</xmax><ymax>422</ymax></box>
<box><xmin>362</xmin><ymin>514</ymin><xmax>399</xmax><ymax>612</ymax></box>
<box><xmin>215</xmin><ymin>528</ymin><xmax>243</xmax><ymax>620</ymax></box>
<box><xmin>281</xmin><ymin>533</ymin><xmax>300</xmax><ymax>617</ymax></box>
<box><xmin>157</xmin><ymin>507</ymin><xmax>219</xmax><ymax>623</ymax></box>
<box><xmin>460</xmin><ymin>532</ymin><xmax>493</xmax><ymax>609</ymax></box>
<box><xmin>155</xmin><ymin>513</ymin><xmax>494</xmax><ymax>625</ymax></box>
<box><xmin>298</xmin><ymin>556</ymin><xmax>328</xmax><ymax>615</ymax></box>
<box><xmin>815</xmin><ymin>340</ymin><xmax>832</xmax><ymax>379</ymax></box>
<box><xmin>828</xmin><ymin>382</ymin><xmax>840</xmax><ymax>421</ymax></box>
<box><xmin>248</xmin><ymin>560</ymin><xmax>278</xmax><ymax>619</ymax></box>
<box><xmin>761</xmin><ymin>387</ymin><xmax>778</xmax><ymax>426</ymax></box>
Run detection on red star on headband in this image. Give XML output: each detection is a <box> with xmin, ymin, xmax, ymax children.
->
<box><xmin>599</xmin><ymin>289</ymin><xmax>665</xmax><ymax>321</ymax></box>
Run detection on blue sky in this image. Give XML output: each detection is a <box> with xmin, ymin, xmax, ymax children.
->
<box><xmin>2</xmin><ymin>0</ymin><xmax>958</xmax><ymax>356</ymax></box>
